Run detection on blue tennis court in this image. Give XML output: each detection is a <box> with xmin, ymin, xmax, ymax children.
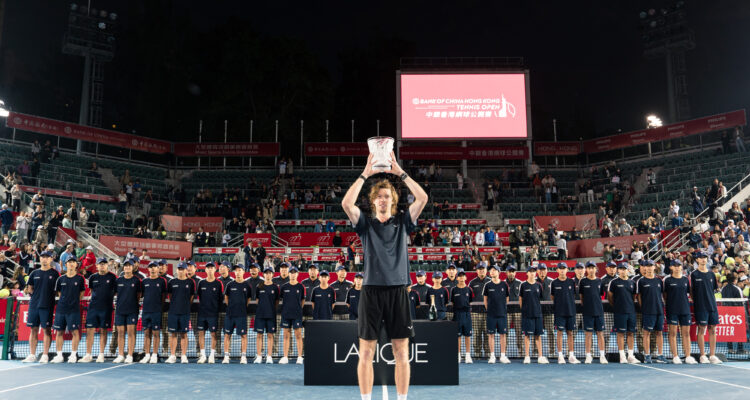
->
<box><xmin>2</xmin><ymin>360</ymin><xmax>750</xmax><ymax>400</ymax></box>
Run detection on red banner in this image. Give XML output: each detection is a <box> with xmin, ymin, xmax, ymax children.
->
<box><xmin>278</xmin><ymin>232</ymin><xmax>360</xmax><ymax>247</ymax></box>
<box><xmin>99</xmin><ymin>236</ymin><xmax>192</xmax><ymax>259</ymax></box>
<box><xmin>533</xmin><ymin>214</ymin><xmax>597</xmax><ymax>232</ymax></box>
<box><xmin>690</xmin><ymin>306</ymin><xmax>747</xmax><ymax>342</ymax></box>
<box><xmin>533</xmin><ymin>142</ymin><xmax>581</xmax><ymax>156</ymax></box>
<box><xmin>0</xmin><ymin>298</ymin><xmax>7</xmax><ymax>333</ymax></box>
<box><xmin>173</xmin><ymin>142</ymin><xmax>280</xmax><ymax>157</ymax></box>
<box><xmin>160</xmin><ymin>215</ymin><xmax>223</xmax><ymax>233</ymax></box>
<box><xmin>566</xmin><ymin>234</ymin><xmax>651</xmax><ymax>258</ymax></box>
<box><xmin>399</xmin><ymin>146</ymin><xmax>528</xmax><ymax>160</ymax></box>
<box><xmin>18</xmin><ymin>185</ymin><xmax>116</xmax><ymax>202</ymax></box>
<box><xmin>305</xmin><ymin>142</ymin><xmax>369</xmax><ymax>156</ymax></box>
<box><xmin>273</xmin><ymin>219</ymin><xmax>348</xmax><ymax>226</ymax></box>
<box><xmin>416</xmin><ymin>219</ymin><xmax>486</xmax><ymax>225</ymax></box>
<box><xmin>583</xmin><ymin>110</ymin><xmax>747</xmax><ymax>153</ymax></box>
<box><xmin>300</xmin><ymin>204</ymin><xmax>324</xmax><ymax>210</ymax></box>
<box><xmin>7</xmin><ymin>112</ymin><xmax>171</xmax><ymax>154</ymax></box>
<box><xmin>242</xmin><ymin>233</ymin><xmax>273</xmax><ymax>247</ymax></box>
<box><xmin>439</xmin><ymin>203</ymin><xmax>481</xmax><ymax>210</ymax></box>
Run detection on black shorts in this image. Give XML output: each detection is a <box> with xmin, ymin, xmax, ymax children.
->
<box><xmin>358</xmin><ymin>285</ymin><xmax>413</xmax><ymax>341</ymax></box>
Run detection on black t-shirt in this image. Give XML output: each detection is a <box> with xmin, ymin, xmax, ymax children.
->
<box><xmin>301</xmin><ymin>277</ymin><xmax>320</xmax><ymax>302</ymax></box>
<box><xmin>355</xmin><ymin>209</ymin><xmax>415</xmax><ymax>286</ymax></box>
<box><xmin>255</xmin><ymin>283</ymin><xmax>280</xmax><ymax>319</ymax></box>
<box><xmin>346</xmin><ymin>287</ymin><xmax>361</xmax><ymax>318</ymax></box>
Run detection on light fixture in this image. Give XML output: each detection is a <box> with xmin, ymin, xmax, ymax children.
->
<box><xmin>0</xmin><ymin>100</ymin><xmax>9</xmax><ymax>118</ymax></box>
<box><xmin>646</xmin><ymin>115</ymin><xmax>662</xmax><ymax>128</ymax></box>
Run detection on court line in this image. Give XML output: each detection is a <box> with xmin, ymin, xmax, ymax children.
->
<box><xmin>631</xmin><ymin>364</ymin><xmax>750</xmax><ymax>391</ymax></box>
<box><xmin>0</xmin><ymin>364</ymin><xmax>133</xmax><ymax>394</ymax></box>
<box><xmin>717</xmin><ymin>363</ymin><xmax>750</xmax><ymax>371</ymax></box>
<box><xmin>0</xmin><ymin>364</ymin><xmax>45</xmax><ymax>372</ymax></box>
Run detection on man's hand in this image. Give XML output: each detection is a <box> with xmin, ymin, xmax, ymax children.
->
<box><xmin>362</xmin><ymin>154</ymin><xmax>375</xmax><ymax>179</ymax></box>
<box><xmin>387</xmin><ymin>151</ymin><xmax>404</xmax><ymax>176</ymax></box>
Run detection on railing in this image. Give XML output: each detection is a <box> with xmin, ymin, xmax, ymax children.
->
<box><xmin>73</xmin><ymin>224</ymin><xmax>118</xmax><ymax>261</ymax></box>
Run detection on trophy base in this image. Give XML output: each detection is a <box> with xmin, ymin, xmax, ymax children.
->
<box><xmin>372</xmin><ymin>165</ymin><xmax>391</xmax><ymax>173</ymax></box>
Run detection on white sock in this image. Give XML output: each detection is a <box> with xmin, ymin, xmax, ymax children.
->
<box><xmin>490</xmin><ymin>352</ymin><xmax>495</xmax><ymax>357</ymax></box>
<box><xmin>569</xmin><ymin>351</ymin><xmax>575</xmax><ymax>358</ymax></box>
<box><xmin>619</xmin><ymin>350</ymin><xmax>626</xmax><ymax>357</ymax></box>
<box><xmin>586</xmin><ymin>352</ymin><xmax>592</xmax><ymax>358</ymax></box>
<box><xmin>361</xmin><ymin>394</ymin><xmax>371</xmax><ymax>400</ymax></box>
<box><xmin>627</xmin><ymin>349</ymin><xmax>634</xmax><ymax>357</ymax></box>
<box><xmin>500</xmin><ymin>353</ymin><xmax>506</xmax><ymax>357</ymax></box>
<box><xmin>599</xmin><ymin>350</ymin><xmax>606</xmax><ymax>357</ymax></box>
<box><xmin>398</xmin><ymin>394</ymin><xmax>407</xmax><ymax>400</ymax></box>
<box><xmin>200</xmin><ymin>349</ymin><xmax>206</xmax><ymax>356</ymax></box>
<box><xmin>210</xmin><ymin>349</ymin><xmax>216</xmax><ymax>356</ymax></box>
<box><xmin>224</xmin><ymin>352</ymin><xmax>230</xmax><ymax>356</ymax></box>
<box><xmin>144</xmin><ymin>353</ymin><xmax>150</xmax><ymax>358</ymax></box>
<box><xmin>558</xmin><ymin>352</ymin><xmax>564</xmax><ymax>357</ymax></box>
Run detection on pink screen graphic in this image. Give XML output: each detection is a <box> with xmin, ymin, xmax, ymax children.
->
<box><xmin>400</xmin><ymin>74</ymin><xmax>528</xmax><ymax>139</ymax></box>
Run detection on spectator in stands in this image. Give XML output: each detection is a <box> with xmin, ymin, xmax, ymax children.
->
<box><xmin>184</xmin><ymin>228</ymin><xmax>195</xmax><ymax>243</ymax></box>
<box><xmin>278</xmin><ymin>158</ymin><xmax>287</xmax><ymax>177</ymax></box>
<box><xmin>735</xmin><ymin>236</ymin><xmax>750</xmax><ymax>259</ymax></box>
<box><xmin>456</xmin><ymin>172</ymin><xmax>464</xmax><ymax>190</ymax></box>
<box><xmin>475</xmin><ymin>228</ymin><xmax>485</xmax><ymax>246</ymax></box>
<box><xmin>80</xmin><ymin>246</ymin><xmax>96</xmax><ymax>276</ymax></box>
<box><xmin>195</xmin><ymin>226</ymin><xmax>207</xmax><ymax>247</ymax></box>
<box><xmin>0</xmin><ymin>204</ymin><xmax>13</xmax><ymax>236</ymax></box>
<box><xmin>736</xmin><ymin>127</ymin><xmax>746</xmax><ymax>153</ymax></box>
<box><xmin>486</xmin><ymin>183</ymin><xmax>496</xmax><ymax>210</ymax></box>
<box><xmin>30</xmin><ymin>140</ymin><xmax>41</xmax><ymax>158</ymax></box>
<box><xmin>33</xmin><ymin>225</ymin><xmax>46</xmax><ymax>249</ymax></box>
<box><xmin>671</xmin><ymin>211</ymin><xmax>685</xmax><ymax>229</ymax></box>
<box><xmin>88</xmin><ymin>162</ymin><xmax>100</xmax><ymax>178</ymax></box>
<box><xmin>79</xmin><ymin>207</ymin><xmax>89</xmax><ymax>228</ymax></box>
<box><xmin>10</xmin><ymin>184</ymin><xmax>21</xmax><ymax>212</ymax></box>
<box><xmin>62</xmin><ymin>214</ymin><xmax>73</xmax><ymax>229</ymax></box>
<box><xmin>450</xmin><ymin>227</ymin><xmax>461</xmax><ymax>246</ymax></box>
<box><xmin>647</xmin><ymin>169</ymin><xmax>657</xmax><ymax>191</ymax></box>
<box><xmin>3</xmin><ymin>174</ymin><xmax>15</xmax><ymax>205</ymax></box>
<box><xmin>325</xmin><ymin>219</ymin><xmax>335</xmax><ymax>233</ymax></box>
<box><xmin>556</xmin><ymin>234</ymin><xmax>567</xmax><ymax>260</ymax></box>
<box><xmin>16</xmin><ymin>211</ymin><xmax>30</xmax><ymax>245</ymax></box>
<box><xmin>728</xmin><ymin>202</ymin><xmax>744</xmax><ymax>223</ymax></box>
<box><xmin>117</xmin><ymin>190</ymin><xmax>127</xmax><ymax>213</ymax></box>
<box><xmin>16</xmin><ymin>160</ymin><xmax>30</xmax><ymax>180</ymax></box>
<box><xmin>618</xmin><ymin>219</ymin><xmax>633</xmax><ymax>236</ymax></box>
<box><xmin>485</xmin><ymin>227</ymin><xmax>496</xmax><ymax>246</ymax></box>
<box><xmin>221</xmin><ymin>229</ymin><xmax>231</xmax><ymax>247</ymax></box>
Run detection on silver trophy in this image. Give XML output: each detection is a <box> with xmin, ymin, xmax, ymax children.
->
<box><xmin>367</xmin><ymin>136</ymin><xmax>394</xmax><ymax>172</ymax></box>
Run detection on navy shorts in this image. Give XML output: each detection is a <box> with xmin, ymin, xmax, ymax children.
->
<box><xmin>554</xmin><ymin>315</ymin><xmax>576</xmax><ymax>331</ymax></box>
<box><xmin>583</xmin><ymin>315</ymin><xmax>605</xmax><ymax>332</ymax></box>
<box><xmin>85</xmin><ymin>309</ymin><xmax>112</xmax><ymax>329</ymax></box>
<box><xmin>141</xmin><ymin>312</ymin><xmax>162</xmax><ymax>331</ymax></box>
<box><xmin>254</xmin><ymin>317</ymin><xmax>277</xmax><ymax>334</ymax></box>
<box><xmin>522</xmin><ymin>316</ymin><xmax>544</xmax><ymax>336</ymax></box>
<box><xmin>694</xmin><ymin>310</ymin><xmax>719</xmax><ymax>326</ymax></box>
<box><xmin>667</xmin><ymin>313</ymin><xmax>691</xmax><ymax>326</ymax></box>
<box><xmin>224</xmin><ymin>316</ymin><xmax>247</xmax><ymax>335</ymax></box>
<box><xmin>614</xmin><ymin>313</ymin><xmax>637</xmax><ymax>333</ymax></box>
<box><xmin>114</xmin><ymin>312</ymin><xmax>138</xmax><ymax>327</ymax></box>
<box><xmin>53</xmin><ymin>312</ymin><xmax>81</xmax><ymax>331</ymax></box>
<box><xmin>196</xmin><ymin>316</ymin><xmax>219</xmax><ymax>332</ymax></box>
<box><xmin>26</xmin><ymin>307</ymin><xmax>53</xmax><ymax>328</ymax></box>
<box><xmin>168</xmin><ymin>313</ymin><xmax>190</xmax><ymax>332</ymax></box>
<box><xmin>486</xmin><ymin>316</ymin><xmax>508</xmax><ymax>335</ymax></box>
<box><xmin>280</xmin><ymin>318</ymin><xmax>302</xmax><ymax>329</ymax></box>
<box><xmin>453</xmin><ymin>311</ymin><xmax>472</xmax><ymax>337</ymax></box>
<box><xmin>642</xmin><ymin>314</ymin><xmax>664</xmax><ymax>332</ymax></box>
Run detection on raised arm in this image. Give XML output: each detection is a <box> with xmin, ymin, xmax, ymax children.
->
<box><xmin>388</xmin><ymin>152</ymin><xmax>428</xmax><ymax>224</ymax></box>
<box><xmin>342</xmin><ymin>154</ymin><xmax>375</xmax><ymax>226</ymax></box>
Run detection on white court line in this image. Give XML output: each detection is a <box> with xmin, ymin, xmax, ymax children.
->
<box><xmin>632</xmin><ymin>364</ymin><xmax>750</xmax><ymax>391</ymax></box>
<box><xmin>0</xmin><ymin>364</ymin><xmax>132</xmax><ymax>394</ymax></box>
<box><xmin>0</xmin><ymin>364</ymin><xmax>44</xmax><ymax>372</ymax></box>
<box><xmin>717</xmin><ymin>363</ymin><xmax>750</xmax><ymax>371</ymax></box>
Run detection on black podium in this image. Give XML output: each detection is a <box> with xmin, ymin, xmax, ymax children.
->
<box><xmin>303</xmin><ymin>320</ymin><xmax>458</xmax><ymax>386</ymax></box>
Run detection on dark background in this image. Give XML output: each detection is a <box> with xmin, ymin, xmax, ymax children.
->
<box><xmin>0</xmin><ymin>0</ymin><xmax>748</xmax><ymax>148</ymax></box>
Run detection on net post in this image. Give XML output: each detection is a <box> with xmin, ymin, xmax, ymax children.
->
<box><xmin>2</xmin><ymin>296</ymin><xmax>15</xmax><ymax>360</ymax></box>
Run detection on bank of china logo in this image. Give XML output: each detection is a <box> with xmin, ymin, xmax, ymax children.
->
<box><xmin>412</xmin><ymin>98</ymin><xmax>419</xmax><ymax>105</ymax></box>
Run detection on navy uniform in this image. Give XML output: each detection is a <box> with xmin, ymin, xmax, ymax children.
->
<box><xmin>224</xmin><ymin>269</ymin><xmax>251</xmax><ymax>336</ymax></box>
<box><xmin>468</xmin><ymin>267</ymin><xmax>491</xmax><ymax>356</ymax></box>
<box><xmin>85</xmin><ymin>263</ymin><xmax>117</xmax><ymax>330</ymax></box>
<box><xmin>345</xmin><ymin>275</ymin><xmax>362</xmax><ymax>320</ymax></box>
<box><xmin>330</xmin><ymin>266</ymin><xmax>354</xmax><ymax>320</ymax></box>
<box><xmin>663</xmin><ymin>274</ymin><xmax>691</xmax><ymax>326</ymax></box>
<box><xmin>598</xmin><ymin>261</ymin><xmax>617</xmax><ymax>345</ymax></box>
<box><xmin>26</xmin><ymin>258</ymin><xmax>60</xmax><ymax>330</ymax></box>
<box><xmin>300</xmin><ymin>265</ymin><xmax>320</xmax><ymax>319</ymax></box>
<box><xmin>311</xmin><ymin>283</ymin><xmax>336</xmax><ymax>321</ymax></box>
<box><xmin>505</xmin><ymin>267</ymin><xmax>523</xmax><ymax>355</ymax></box>
<box><xmin>690</xmin><ymin>268</ymin><xmax>718</xmax><ymax>327</ymax></box>
<box><xmin>520</xmin><ymin>277</ymin><xmax>543</xmax><ymax>337</ymax></box>
<box><xmin>608</xmin><ymin>273</ymin><xmax>636</xmax><ymax>334</ymax></box>
<box><xmin>450</xmin><ymin>280</ymin><xmax>474</xmax><ymax>337</ymax></box>
<box><xmin>245</xmin><ymin>265</ymin><xmax>263</xmax><ymax>315</ymax></box>
<box><xmin>53</xmin><ymin>273</ymin><xmax>86</xmax><ymax>332</ymax></box>
<box><xmin>537</xmin><ymin>265</ymin><xmax>556</xmax><ymax>356</ymax></box>
<box><xmin>636</xmin><ymin>275</ymin><xmax>664</xmax><ymax>333</ymax></box>
<box><xmin>114</xmin><ymin>267</ymin><xmax>142</xmax><ymax>327</ymax></box>
<box><xmin>441</xmin><ymin>265</ymin><xmax>458</xmax><ymax>315</ymax></box>
<box><xmin>280</xmin><ymin>278</ymin><xmax>305</xmax><ymax>329</ymax></box>
<box><xmin>483</xmin><ymin>277</ymin><xmax>509</xmax><ymax>335</ymax></box>
<box><xmin>410</xmin><ymin>270</ymin><xmax>430</xmax><ymax>319</ymax></box>
<box><xmin>426</xmin><ymin>272</ymin><xmax>450</xmax><ymax>320</ymax></box>
<box><xmin>168</xmin><ymin>273</ymin><xmax>196</xmax><ymax>334</ymax></box>
<box><xmin>551</xmin><ymin>274</ymin><xmax>577</xmax><ymax>333</ymax></box>
<box><xmin>255</xmin><ymin>278</ymin><xmax>280</xmax><ymax>335</ymax></box>
<box><xmin>197</xmin><ymin>278</ymin><xmax>224</xmax><ymax>333</ymax></box>
<box><xmin>141</xmin><ymin>274</ymin><xmax>168</xmax><ymax>331</ymax></box>
<box><xmin>408</xmin><ymin>287</ymin><xmax>421</xmax><ymax>321</ymax></box>
<box><xmin>579</xmin><ymin>276</ymin><xmax>605</xmax><ymax>332</ymax></box>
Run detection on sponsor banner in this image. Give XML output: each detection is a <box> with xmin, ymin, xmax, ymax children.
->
<box><xmin>399</xmin><ymin>146</ymin><xmax>528</xmax><ymax>160</ymax></box>
<box><xmin>690</xmin><ymin>306</ymin><xmax>747</xmax><ymax>342</ymax></box>
<box><xmin>422</xmin><ymin>254</ymin><xmax>448</xmax><ymax>261</ymax></box>
<box><xmin>99</xmin><ymin>236</ymin><xmax>192</xmax><ymax>259</ymax></box>
<box><xmin>417</xmin><ymin>219</ymin><xmax>486</xmax><ymax>226</ymax></box>
<box><xmin>273</xmin><ymin>219</ymin><xmax>349</xmax><ymax>226</ymax></box>
<box><xmin>0</xmin><ymin>298</ymin><xmax>7</xmax><ymax>333</ymax></box>
<box><xmin>505</xmin><ymin>219</ymin><xmax>531</xmax><ymax>225</ymax></box>
<box><xmin>533</xmin><ymin>141</ymin><xmax>581</xmax><ymax>156</ymax></box>
<box><xmin>319</xmin><ymin>248</ymin><xmax>343</xmax><ymax>254</ymax></box>
<box><xmin>7</xmin><ymin>112</ymin><xmax>170</xmax><ymax>154</ymax></box>
<box><xmin>305</xmin><ymin>142</ymin><xmax>369</xmax><ymax>156</ymax></box>
<box><xmin>535</xmin><ymin>260</ymin><xmax>578</xmax><ymax>269</ymax></box>
<box><xmin>533</xmin><ymin>214</ymin><xmax>598</xmax><ymax>232</ymax></box>
<box><xmin>173</xmin><ymin>142</ymin><xmax>280</xmax><ymax>157</ymax></box>
<box><xmin>583</xmin><ymin>110</ymin><xmax>747</xmax><ymax>153</ymax></box>
<box><xmin>278</xmin><ymin>232</ymin><xmax>360</xmax><ymax>247</ymax></box>
<box><xmin>18</xmin><ymin>185</ymin><xmax>116</xmax><ymax>202</ymax></box>
<box><xmin>242</xmin><ymin>233</ymin><xmax>273</xmax><ymax>247</ymax></box>
<box><xmin>439</xmin><ymin>203</ymin><xmax>481</xmax><ymax>210</ymax></box>
<box><xmin>566</xmin><ymin>233</ymin><xmax>651</xmax><ymax>258</ymax></box>
<box><xmin>422</xmin><ymin>247</ymin><xmax>445</xmax><ymax>253</ymax></box>
<box><xmin>304</xmin><ymin>320</ymin><xmax>458</xmax><ymax>385</ymax></box>
<box><xmin>300</xmin><ymin>204</ymin><xmax>324</xmax><ymax>210</ymax></box>
<box><xmin>160</xmin><ymin>215</ymin><xmax>223</xmax><ymax>233</ymax></box>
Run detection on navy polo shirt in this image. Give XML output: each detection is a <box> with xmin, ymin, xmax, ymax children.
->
<box><xmin>450</xmin><ymin>286</ymin><xmax>474</xmax><ymax>312</ymax></box>
<box><xmin>54</xmin><ymin>274</ymin><xmax>85</xmax><ymax>314</ymax></box>
<box><xmin>115</xmin><ymin>276</ymin><xmax>142</xmax><ymax>315</ymax></box>
<box><xmin>141</xmin><ymin>277</ymin><xmax>168</xmax><ymax>313</ymax></box>
<box><xmin>87</xmin><ymin>272</ymin><xmax>117</xmax><ymax>312</ymax></box>
<box><xmin>608</xmin><ymin>277</ymin><xmax>636</xmax><ymax>314</ymax></box>
<box><xmin>312</xmin><ymin>286</ymin><xmax>335</xmax><ymax>319</ymax></box>
<box><xmin>482</xmin><ymin>281</ymin><xmax>509</xmax><ymax>317</ymax></box>
<box><xmin>346</xmin><ymin>287</ymin><xmax>361</xmax><ymax>318</ymax></box>
<box><xmin>408</xmin><ymin>289</ymin><xmax>420</xmax><ymax>319</ymax></box>
<box><xmin>198</xmin><ymin>279</ymin><xmax>224</xmax><ymax>317</ymax></box>
<box><xmin>636</xmin><ymin>276</ymin><xmax>664</xmax><ymax>315</ymax></box>
<box><xmin>551</xmin><ymin>278</ymin><xmax>576</xmax><ymax>317</ymax></box>
<box><xmin>168</xmin><ymin>278</ymin><xmax>195</xmax><ymax>315</ymax></box>
<box><xmin>663</xmin><ymin>276</ymin><xmax>690</xmax><ymax>315</ymax></box>
<box><xmin>224</xmin><ymin>280</ymin><xmax>251</xmax><ymax>318</ymax></box>
<box><xmin>578</xmin><ymin>277</ymin><xmax>604</xmax><ymax>317</ymax></box>
<box><xmin>255</xmin><ymin>283</ymin><xmax>280</xmax><ymax>319</ymax></box>
<box><xmin>690</xmin><ymin>270</ymin><xmax>718</xmax><ymax>313</ymax></box>
<box><xmin>520</xmin><ymin>281</ymin><xmax>542</xmax><ymax>318</ymax></box>
<box><xmin>426</xmin><ymin>286</ymin><xmax>450</xmax><ymax>312</ymax></box>
<box><xmin>280</xmin><ymin>282</ymin><xmax>305</xmax><ymax>320</ymax></box>
<box><xmin>28</xmin><ymin>268</ymin><xmax>60</xmax><ymax>309</ymax></box>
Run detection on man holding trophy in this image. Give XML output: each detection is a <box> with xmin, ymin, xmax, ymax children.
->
<box><xmin>342</xmin><ymin>137</ymin><xmax>428</xmax><ymax>400</ymax></box>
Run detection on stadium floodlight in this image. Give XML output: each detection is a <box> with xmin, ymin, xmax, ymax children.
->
<box><xmin>646</xmin><ymin>115</ymin><xmax>662</xmax><ymax>128</ymax></box>
<box><xmin>0</xmin><ymin>100</ymin><xmax>9</xmax><ymax>118</ymax></box>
